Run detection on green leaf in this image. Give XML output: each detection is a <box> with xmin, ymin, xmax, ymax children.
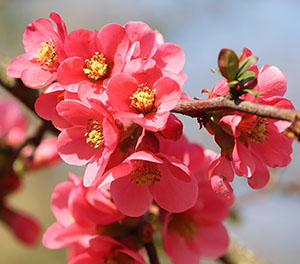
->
<box><xmin>218</xmin><ymin>48</ymin><xmax>239</xmax><ymax>81</ymax></box>
<box><xmin>227</xmin><ymin>80</ymin><xmax>239</xmax><ymax>88</ymax></box>
<box><xmin>244</xmin><ymin>89</ymin><xmax>260</xmax><ymax>97</ymax></box>
<box><xmin>238</xmin><ymin>71</ymin><xmax>256</xmax><ymax>84</ymax></box>
<box><xmin>211</xmin><ymin>68</ymin><xmax>221</xmax><ymax>74</ymax></box>
<box><xmin>237</xmin><ymin>56</ymin><xmax>258</xmax><ymax>78</ymax></box>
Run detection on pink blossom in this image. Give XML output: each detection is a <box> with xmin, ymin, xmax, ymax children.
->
<box><xmin>68</xmin><ymin>236</ymin><xmax>146</xmax><ymax>264</ymax></box>
<box><xmin>43</xmin><ymin>173</ymin><xmax>123</xmax><ymax>249</ymax></box>
<box><xmin>107</xmin><ymin>73</ymin><xmax>182</xmax><ymax>132</ymax></box>
<box><xmin>57</xmin><ymin>24</ymin><xmax>129</xmax><ymax>92</ymax></box>
<box><xmin>162</xmin><ymin>182</ymin><xmax>229</xmax><ymax>264</ymax></box>
<box><xmin>26</xmin><ymin>137</ymin><xmax>61</xmax><ymax>169</ymax></box>
<box><xmin>34</xmin><ymin>82</ymin><xmax>79</xmax><ymax>129</ymax></box>
<box><xmin>207</xmin><ymin>57</ymin><xmax>293</xmax><ymax>194</ymax></box>
<box><xmin>0</xmin><ymin>98</ymin><xmax>27</xmax><ymax>146</ymax></box>
<box><xmin>124</xmin><ymin>22</ymin><xmax>187</xmax><ymax>88</ymax></box>
<box><xmin>6</xmin><ymin>12</ymin><xmax>67</xmax><ymax>88</ymax></box>
<box><xmin>56</xmin><ymin>99</ymin><xmax>119</xmax><ymax>186</ymax></box>
<box><xmin>0</xmin><ymin>204</ymin><xmax>41</xmax><ymax>245</ymax></box>
<box><xmin>102</xmin><ymin>150</ymin><xmax>198</xmax><ymax>217</ymax></box>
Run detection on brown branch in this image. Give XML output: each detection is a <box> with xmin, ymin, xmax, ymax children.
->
<box><xmin>144</xmin><ymin>241</ymin><xmax>160</xmax><ymax>264</ymax></box>
<box><xmin>172</xmin><ymin>98</ymin><xmax>300</xmax><ymax>140</ymax></box>
<box><xmin>0</xmin><ymin>56</ymin><xmax>59</xmax><ymax>135</ymax></box>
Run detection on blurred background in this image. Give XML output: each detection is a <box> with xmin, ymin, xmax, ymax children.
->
<box><xmin>0</xmin><ymin>0</ymin><xmax>299</xmax><ymax>263</ymax></box>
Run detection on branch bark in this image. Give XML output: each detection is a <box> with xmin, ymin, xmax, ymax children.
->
<box><xmin>172</xmin><ymin>98</ymin><xmax>300</xmax><ymax>140</ymax></box>
<box><xmin>144</xmin><ymin>241</ymin><xmax>160</xmax><ymax>264</ymax></box>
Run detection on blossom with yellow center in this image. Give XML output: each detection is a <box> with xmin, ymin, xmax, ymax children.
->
<box><xmin>84</xmin><ymin>119</ymin><xmax>104</xmax><ymax>148</ymax></box>
<box><xmin>130</xmin><ymin>161</ymin><xmax>161</xmax><ymax>185</ymax></box>
<box><xmin>130</xmin><ymin>83</ymin><xmax>156</xmax><ymax>115</ymax></box>
<box><xmin>36</xmin><ymin>39</ymin><xmax>58</xmax><ymax>67</ymax></box>
<box><xmin>83</xmin><ymin>52</ymin><xmax>108</xmax><ymax>81</ymax></box>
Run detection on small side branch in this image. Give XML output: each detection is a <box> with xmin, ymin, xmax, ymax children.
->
<box><xmin>144</xmin><ymin>241</ymin><xmax>160</xmax><ymax>264</ymax></box>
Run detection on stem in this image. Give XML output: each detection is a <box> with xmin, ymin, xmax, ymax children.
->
<box><xmin>173</xmin><ymin>97</ymin><xmax>300</xmax><ymax>122</ymax></box>
<box><xmin>144</xmin><ymin>241</ymin><xmax>160</xmax><ymax>264</ymax></box>
<box><xmin>0</xmin><ymin>73</ymin><xmax>59</xmax><ymax>135</ymax></box>
<box><xmin>173</xmin><ymin>97</ymin><xmax>300</xmax><ymax>140</ymax></box>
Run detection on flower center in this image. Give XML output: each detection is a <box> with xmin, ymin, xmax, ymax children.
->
<box><xmin>56</xmin><ymin>92</ymin><xmax>65</xmax><ymax>103</ymax></box>
<box><xmin>84</xmin><ymin>119</ymin><xmax>104</xmax><ymax>148</ymax></box>
<box><xmin>130</xmin><ymin>83</ymin><xmax>157</xmax><ymax>115</ymax></box>
<box><xmin>238</xmin><ymin>115</ymin><xmax>269</xmax><ymax>144</ymax></box>
<box><xmin>168</xmin><ymin>213</ymin><xmax>199</xmax><ymax>240</ymax></box>
<box><xmin>130</xmin><ymin>161</ymin><xmax>161</xmax><ymax>185</ymax></box>
<box><xmin>83</xmin><ymin>52</ymin><xmax>108</xmax><ymax>81</ymax></box>
<box><xmin>35</xmin><ymin>39</ymin><xmax>58</xmax><ymax>67</ymax></box>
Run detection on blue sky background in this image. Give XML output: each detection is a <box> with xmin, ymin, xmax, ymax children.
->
<box><xmin>0</xmin><ymin>0</ymin><xmax>299</xmax><ymax>263</ymax></box>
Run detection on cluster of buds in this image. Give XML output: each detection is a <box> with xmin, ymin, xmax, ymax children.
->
<box><xmin>5</xmin><ymin>12</ymin><xmax>294</xmax><ymax>263</ymax></box>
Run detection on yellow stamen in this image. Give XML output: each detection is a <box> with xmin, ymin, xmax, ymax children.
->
<box><xmin>36</xmin><ymin>39</ymin><xmax>58</xmax><ymax>67</ymax></box>
<box><xmin>83</xmin><ymin>52</ymin><xmax>108</xmax><ymax>81</ymax></box>
<box><xmin>84</xmin><ymin>119</ymin><xmax>104</xmax><ymax>148</ymax></box>
<box><xmin>130</xmin><ymin>83</ymin><xmax>156</xmax><ymax>115</ymax></box>
<box><xmin>131</xmin><ymin>161</ymin><xmax>161</xmax><ymax>185</ymax></box>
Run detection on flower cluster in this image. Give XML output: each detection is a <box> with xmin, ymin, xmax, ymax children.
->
<box><xmin>5</xmin><ymin>12</ymin><xmax>295</xmax><ymax>264</ymax></box>
<box><xmin>206</xmin><ymin>48</ymin><xmax>294</xmax><ymax>198</ymax></box>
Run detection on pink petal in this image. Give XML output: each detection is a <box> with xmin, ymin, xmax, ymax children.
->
<box><xmin>248</xmin><ymin>154</ymin><xmax>270</xmax><ymax>189</ymax></box>
<box><xmin>249</xmin><ymin>122</ymin><xmax>293</xmax><ymax>167</ymax></box>
<box><xmin>210</xmin><ymin>175</ymin><xmax>234</xmax><ymax>200</ymax></box>
<box><xmin>195</xmin><ymin>224</ymin><xmax>229</xmax><ymax>258</ymax></box>
<box><xmin>151</xmin><ymin>166</ymin><xmax>198</xmax><ymax>213</ymax></box>
<box><xmin>232</xmin><ymin>140</ymin><xmax>255</xmax><ymax>177</ymax></box>
<box><xmin>64</xmin><ymin>29</ymin><xmax>97</xmax><ymax>58</ymax></box>
<box><xmin>134</xmin><ymin>112</ymin><xmax>170</xmax><ymax>132</ymax></box>
<box><xmin>21</xmin><ymin>66</ymin><xmax>56</xmax><ymax>88</ymax></box>
<box><xmin>110</xmin><ymin>176</ymin><xmax>153</xmax><ymax>217</ymax></box>
<box><xmin>125</xmin><ymin>22</ymin><xmax>157</xmax><ymax>58</ymax></box>
<box><xmin>50</xmin><ymin>12</ymin><xmax>67</xmax><ymax>42</ymax></box>
<box><xmin>57</xmin><ymin>57</ymin><xmax>87</xmax><ymax>85</ymax></box>
<box><xmin>57</xmin><ymin>126</ymin><xmax>95</xmax><ymax>165</ymax></box>
<box><xmin>107</xmin><ymin>73</ymin><xmax>139</xmax><ymax>112</ymax></box>
<box><xmin>154</xmin><ymin>77</ymin><xmax>181</xmax><ymax>112</ymax></box>
<box><xmin>56</xmin><ymin>100</ymin><xmax>96</xmax><ymax>126</ymax></box>
<box><xmin>6</xmin><ymin>54</ymin><xmax>31</xmax><ymax>78</ymax></box>
<box><xmin>97</xmin><ymin>23</ymin><xmax>128</xmax><ymax>63</ymax></box>
<box><xmin>163</xmin><ymin>221</ymin><xmax>200</xmax><ymax>264</ymax></box>
<box><xmin>153</xmin><ymin>43</ymin><xmax>185</xmax><ymax>73</ymax></box>
<box><xmin>23</xmin><ymin>18</ymin><xmax>57</xmax><ymax>55</ymax></box>
<box><xmin>51</xmin><ymin>181</ymin><xmax>74</xmax><ymax>226</ymax></box>
<box><xmin>258</xmin><ymin>65</ymin><xmax>287</xmax><ymax>98</ymax></box>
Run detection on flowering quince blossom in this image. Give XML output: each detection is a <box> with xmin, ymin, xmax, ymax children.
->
<box><xmin>6</xmin><ymin>12</ymin><xmax>67</xmax><ymax>88</ymax></box>
<box><xmin>107</xmin><ymin>72</ymin><xmax>182</xmax><ymax>132</ymax></box>
<box><xmin>34</xmin><ymin>82</ymin><xmax>79</xmax><ymax>129</ymax></box>
<box><xmin>159</xmin><ymin>136</ymin><xmax>230</xmax><ymax>263</ymax></box>
<box><xmin>43</xmin><ymin>173</ymin><xmax>123</xmax><ymax>249</ymax></box>
<box><xmin>0</xmin><ymin>204</ymin><xmax>41</xmax><ymax>245</ymax></box>
<box><xmin>207</xmin><ymin>50</ymin><xmax>294</xmax><ymax>198</ymax></box>
<box><xmin>0</xmin><ymin>98</ymin><xmax>27</xmax><ymax>146</ymax></box>
<box><xmin>102</xmin><ymin>150</ymin><xmax>198</xmax><ymax>217</ymax></box>
<box><xmin>68</xmin><ymin>236</ymin><xmax>146</xmax><ymax>264</ymax></box>
<box><xmin>124</xmin><ymin>21</ymin><xmax>187</xmax><ymax>89</ymax></box>
<box><xmin>56</xmin><ymin>99</ymin><xmax>119</xmax><ymax>186</ymax></box>
<box><xmin>6</xmin><ymin>11</ymin><xmax>299</xmax><ymax>264</ymax></box>
<box><xmin>57</xmin><ymin>24</ymin><xmax>129</xmax><ymax>93</ymax></box>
